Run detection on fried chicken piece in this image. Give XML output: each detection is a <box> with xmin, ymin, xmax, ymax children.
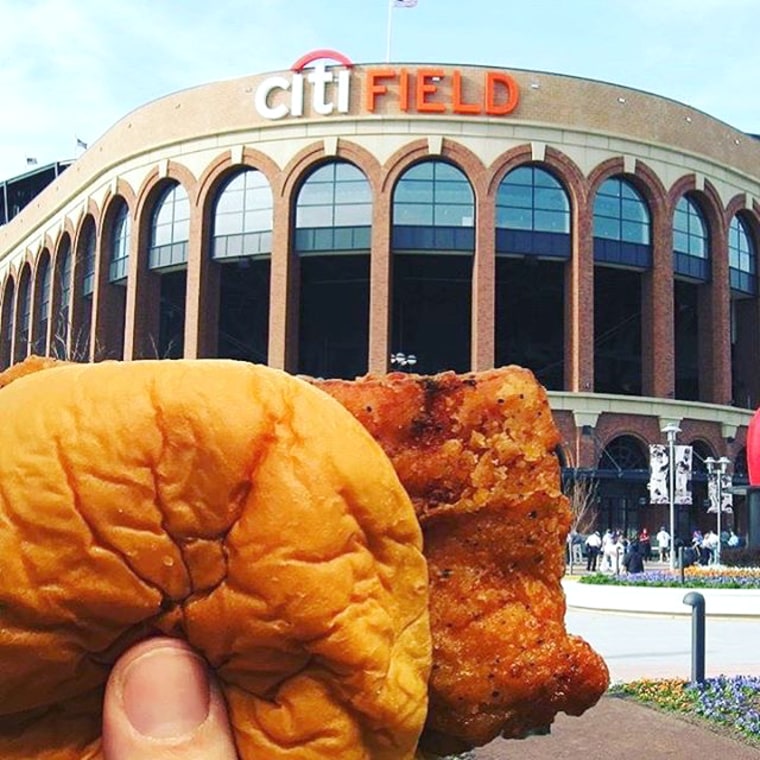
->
<box><xmin>315</xmin><ymin>367</ymin><xmax>609</xmax><ymax>754</ymax></box>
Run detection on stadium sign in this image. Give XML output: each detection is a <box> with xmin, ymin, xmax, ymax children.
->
<box><xmin>254</xmin><ymin>49</ymin><xmax>520</xmax><ymax>121</ymax></box>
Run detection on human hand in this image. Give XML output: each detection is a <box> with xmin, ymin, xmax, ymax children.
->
<box><xmin>102</xmin><ymin>637</ymin><xmax>237</xmax><ymax>759</ymax></box>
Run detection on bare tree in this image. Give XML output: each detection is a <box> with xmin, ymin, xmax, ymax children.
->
<box><xmin>563</xmin><ymin>468</ymin><xmax>599</xmax><ymax>535</ymax></box>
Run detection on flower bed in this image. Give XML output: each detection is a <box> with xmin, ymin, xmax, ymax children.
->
<box><xmin>579</xmin><ymin>566</ymin><xmax>760</xmax><ymax>589</ymax></box>
<box><xmin>610</xmin><ymin>675</ymin><xmax>760</xmax><ymax>746</ymax></box>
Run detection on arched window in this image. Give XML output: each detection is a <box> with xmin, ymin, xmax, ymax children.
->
<box><xmin>496</xmin><ymin>165</ymin><xmax>570</xmax><ymax>258</ymax></box>
<box><xmin>593</xmin><ymin>177</ymin><xmax>651</xmax><ymax>267</ymax></box>
<box><xmin>149</xmin><ymin>183</ymin><xmax>190</xmax><ymax>269</ymax></box>
<box><xmin>598</xmin><ymin>435</ymin><xmax>648</xmax><ymax>473</ymax></box>
<box><xmin>33</xmin><ymin>252</ymin><xmax>51</xmax><ymax>354</ymax></box>
<box><xmin>213</xmin><ymin>169</ymin><xmax>273</xmax><ymax>365</ymax></box>
<box><xmin>1</xmin><ymin>278</ymin><xmax>14</xmax><ymax>369</ymax></box>
<box><xmin>494</xmin><ymin>164</ymin><xmax>568</xmax><ymax>388</ymax></box>
<box><xmin>212</xmin><ymin>169</ymin><xmax>273</xmax><ymax>259</ymax></box>
<box><xmin>109</xmin><ymin>200</ymin><xmax>130</xmax><ymax>283</ymax></box>
<box><xmin>392</xmin><ymin>160</ymin><xmax>474</xmax><ymax>252</ymax></box>
<box><xmin>390</xmin><ymin>160</ymin><xmax>474</xmax><ymax>373</ymax></box>
<box><xmin>295</xmin><ymin>161</ymin><xmax>371</xmax><ymax>253</ymax></box>
<box><xmin>14</xmin><ymin>267</ymin><xmax>31</xmax><ymax>362</ymax></box>
<box><xmin>53</xmin><ymin>240</ymin><xmax>72</xmax><ymax>358</ymax></box>
<box><xmin>81</xmin><ymin>223</ymin><xmax>96</xmax><ymax>297</ymax></box>
<box><xmin>729</xmin><ymin>215</ymin><xmax>756</xmax><ymax>296</ymax></box>
<box><xmin>293</xmin><ymin>161</ymin><xmax>372</xmax><ymax>378</ymax></box>
<box><xmin>673</xmin><ymin>195</ymin><xmax>709</xmax><ymax>280</ymax></box>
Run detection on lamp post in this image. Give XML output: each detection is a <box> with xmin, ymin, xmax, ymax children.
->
<box><xmin>390</xmin><ymin>352</ymin><xmax>417</xmax><ymax>371</ymax></box>
<box><xmin>662</xmin><ymin>422</ymin><xmax>682</xmax><ymax>571</ymax></box>
<box><xmin>705</xmin><ymin>455</ymin><xmax>730</xmax><ymax>565</ymax></box>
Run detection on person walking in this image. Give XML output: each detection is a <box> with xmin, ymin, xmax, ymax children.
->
<box><xmin>656</xmin><ymin>526</ymin><xmax>670</xmax><ymax>563</ymax></box>
<box><xmin>585</xmin><ymin>531</ymin><xmax>602</xmax><ymax>571</ymax></box>
<box><xmin>623</xmin><ymin>538</ymin><xmax>645</xmax><ymax>574</ymax></box>
<box><xmin>638</xmin><ymin>528</ymin><xmax>651</xmax><ymax>561</ymax></box>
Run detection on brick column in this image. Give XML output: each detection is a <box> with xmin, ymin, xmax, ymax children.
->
<box><xmin>472</xmin><ymin>191</ymin><xmax>495</xmax><ymax>372</ymax></box>
<box><xmin>267</xmin><ymin>191</ymin><xmax>296</xmax><ymax>371</ymax></box>
<box><xmin>704</xmin><ymin>223</ymin><xmax>731</xmax><ymax>404</ymax></box>
<box><xmin>642</xmin><ymin>202</ymin><xmax>674</xmax><ymax>398</ymax></box>
<box><xmin>566</xmin><ymin>198</ymin><xmax>594</xmax><ymax>392</ymax></box>
<box><xmin>182</xmin><ymin>198</ymin><xmax>205</xmax><ymax>358</ymax></box>
<box><xmin>124</xmin><ymin>215</ymin><xmax>160</xmax><ymax>360</ymax></box>
<box><xmin>367</xmin><ymin>186</ymin><xmax>391</xmax><ymax>374</ymax></box>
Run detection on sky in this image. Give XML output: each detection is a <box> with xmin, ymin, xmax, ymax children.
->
<box><xmin>1</xmin><ymin>0</ymin><xmax>759</xmax><ymax>181</ymax></box>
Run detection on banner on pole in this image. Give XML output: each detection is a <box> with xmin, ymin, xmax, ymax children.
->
<box><xmin>648</xmin><ymin>444</ymin><xmax>669</xmax><ymax>504</ymax></box>
<box><xmin>674</xmin><ymin>445</ymin><xmax>692</xmax><ymax>505</ymax></box>
<box><xmin>648</xmin><ymin>443</ymin><xmax>693</xmax><ymax>505</ymax></box>
<box><xmin>707</xmin><ymin>473</ymin><xmax>734</xmax><ymax>514</ymax></box>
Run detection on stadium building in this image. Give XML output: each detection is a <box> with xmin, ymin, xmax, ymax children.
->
<box><xmin>1</xmin><ymin>51</ymin><xmax>758</xmax><ymax>543</ymax></box>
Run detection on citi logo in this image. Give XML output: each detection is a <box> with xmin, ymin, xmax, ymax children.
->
<box><xmin>254</xmin><ymin>49</ymin><xmax>353</xmax><ymax>120</ymax></box>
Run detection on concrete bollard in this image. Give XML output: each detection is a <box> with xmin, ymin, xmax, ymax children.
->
<box><xmin>683</xmin><ymin>591</ymin><xmax>705</xmax><ymax>684</ymax></box>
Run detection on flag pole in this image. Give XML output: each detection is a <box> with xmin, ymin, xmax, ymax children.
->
<box><xmin>385</xmin><ymin>0</ymin><xmax>394</xmax><ymax>62</ymax></box>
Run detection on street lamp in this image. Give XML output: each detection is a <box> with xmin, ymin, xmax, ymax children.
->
<box><xmin>390</xmin><ymin>352</ymin><xmax>417</xmax><ymax>370</ymax></box>
<box><xmin>662</xmin><ymin>422</ymin><xmax>682</xmax><ymax>571</ymax></box>
<box><xmin>704</xmin><ymin>455</ymin><xmax>730</xmax><ymax>565</ymax></box>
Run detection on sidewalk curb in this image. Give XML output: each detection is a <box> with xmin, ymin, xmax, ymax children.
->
<box><xmin>563</xmin><ymin>577</ymin><xmax>760</xmax><ymax>617</ymax></box>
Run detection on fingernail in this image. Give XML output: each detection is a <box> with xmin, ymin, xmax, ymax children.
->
<box><xmin>121</xmin><ymin>644</ymin><xmax>210</xmax><ymax>739</ymax></box>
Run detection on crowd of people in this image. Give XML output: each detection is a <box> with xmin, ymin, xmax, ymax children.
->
<box><xmin>568</xmin><ymin>524</ymin><xmax>743</xmax><ymax>575</ymax></box>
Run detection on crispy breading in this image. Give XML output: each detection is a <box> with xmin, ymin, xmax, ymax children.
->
<box><xmin>315</xmin><ymin>366</ymin><xmax>609</xmax><ymax>753</ymax></box>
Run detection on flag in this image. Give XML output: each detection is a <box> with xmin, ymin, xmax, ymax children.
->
<box><xmin>26</xmin><ymin>157</ymin><xmax>38</xmax><ymax>165</ymax></box>
<box><xmin>394</xmin><ymin>0</ymin><xmax>418</xmax><ymax>7</ymax></box>
<box><xmin>76</xmin><ymin>137</ymin><xmax>88</xmax><ymax>149</ymax></box>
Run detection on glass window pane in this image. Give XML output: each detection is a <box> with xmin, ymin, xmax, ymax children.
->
<box><xmin>394</xmin><ymin>203</ymin><xmax>433</xmax><ymax>225</ymax></box>
<box><xmin>533</xmin><ymin>167</ymin><xmax>561</xmax><ymax>188</ymax></box>
<box><xmin>433</xmin><ymin>162</ymin><xmax>464</xmax><ymax>181</ymax></box>
<box><xmin>216</xmin><ymin>188</ymin><xmax>244</xmax><ymax>214</ymax></box>
<box><xmin>404</xmin><ymin>162</ymin><xmax>434</xmax><ymax>180</ymax></box>
<box><xmin>215</xmin><ymin>213</ymin><xmax>240</xmax><ymax>236</ymax></box>
<box><xmin>298</xmin><ymin>182</ymin><xmax>333</xmax><ymax>205</ymax></box>
<box><xmin>673</xmin><ymin>230</ymin><xmax>689</xmax><ymax>252</ymax></box>
<box><xmin>534</xmin><ymin>186</ymin><xmax>567</xmax><ymax>212</ymax></box>
<box><xmin>434</xmin><ymin>204</ymin><xmax>473</xmax><ymax>226</ymax></box>
<box><xmin>622</xmin><ymin>219</ymin><xmax>647</xmax><ymax>244</ymax></box>
<box><xmin>595</xmin><ymin>216</ymin><xmax>619</xmax><ymax>239</ymax></box>
<box><xmin>334</xmin><ymin>180</ymin><xmax>371</xmax><ymax>204</ymax></box>
<box><xmin>622</xmin><ymin>197</ymin><xmax>648</xmax><ymax>224</ymax></box>
<box><xmin>307</xmin><ymin>164</ymin><xmax>336</xmax><ymax>183</ymax></box>
<box><xmin>594</xmin><ymin>194</ymin><xmax>618</xmax><ymax>219</ymax></box>
<box><xmin>535</xmin><ymin>209</ymin><xmax>568</xmax><ymax>233</ymax></box>
<box><xmin>501</xmin><ymin>183</ymin><xmax>532</xmax><ymax>209</ymax></box>
<box><xmin>394</xmin><ymin>180</ymin><xmax>433</xmax><ymax>204</ymax></box>
<box><xmin>333</xmin><ymin>203</ymin><xmax>372</xmax><ymax>226</ymax></box>
<box><xmin>174</xmin><ymin>218</ymin><xmax>190</xmax><ymax>241</ymax></box>
<box><xmin>334</xmin><ymin>162</ymin><xmax>363</xmax><ymax>181</ymax></box>
<box><xmin>505</xmin><ymin>166</ymin><xmax>533</xmax><ymax>186</ymax></box>
<box><xmin>502</xmin><ymin>207</ymin><xmax>532</xmax><ymax>230</ymax></box>
<box><xmin>435</xmin><ymin>180</ymin><xmax>473</xmax><ymax>206</ymax></box>
<box><xmin>244</xmin><ymin>209</ymin><xmax>273</xmax><ymax>232</ymax></box>
<box><xmin>296</xmin><ymin>205</ymin><xmax>332</xmax><ymax>228</ymax></box>
<box><xmin>600</xmin><ymin>179</ymin><xmax>622</xmax><ymax>199</ymax></box>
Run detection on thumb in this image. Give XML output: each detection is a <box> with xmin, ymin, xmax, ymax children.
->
<box><xmin>102</xmin><ymin>637</ymin><xmax>238</xmax><ymax>759</ymax></box>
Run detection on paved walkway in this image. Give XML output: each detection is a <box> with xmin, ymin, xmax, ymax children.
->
<box><xmin>471</xmin><ymin>694</ymin><xmax>760</xmax><ymax>759</ymax></box>
<box><xmin>466</xmin><ymin>568</ymin><xmax>760</xmax><ymax>758</ymax></box>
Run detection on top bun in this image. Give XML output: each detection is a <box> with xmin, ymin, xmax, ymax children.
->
<box><xmin>0</xmin><ymin>359</ymin><xmax>431</xmax><ymax>759</ymax></box>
